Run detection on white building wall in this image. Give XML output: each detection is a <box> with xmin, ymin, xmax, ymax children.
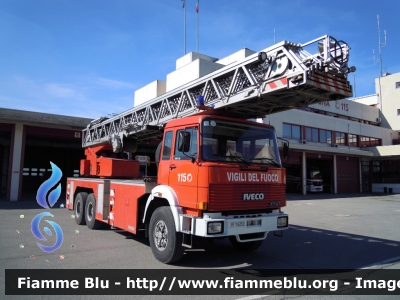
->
<box><xmin>166</xmin><ymin>59</ymin><xmax>224</xmax><ymax>92</ymax></box>
<box><xmin>267</xmin><ymin>107</ymin><xmax>393</xmax><ymax>146</ymax></box>
<box><xmin>352</xmin><ymin>94</ymin><xmax>379</xmax><ymax>106</ymax></box>
<box><xmin>9</xmin><ymin>123</ymin><xmax>24</xmax><ymax>201</ymax></box>
<box><xmin>134</xmin><ymin>80</ymin><xmax>166</xmax><ymax>107</ymax></box>
<box><xmin>176</xmin><ymin>52</ymin><xmax>217</xmax><ymax>70</ymax></box>
<box><xmin>367</xmin><ymin>145</ymin><xmax>400</xmax><ymax>156</ymax></box>
<box><xmin>376</xmin><ymin>73</ymin><xmax>400</xmax><ymax>130</ymax></box>
<box><xmin>309</xmin><ymin>99</ymin><xmax>380</xmax><ymax>124</ymax></box>
<box><xmin>372</xmin><ymin>184</ymin><xmax>400</xmax><ymax>194</ymax></box>
<box><xmin>216</xmin><ymin>48</ymin><xmax>256</xmax><ymax>66</ymax></box>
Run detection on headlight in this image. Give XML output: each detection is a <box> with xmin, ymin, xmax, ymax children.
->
<box><xmin>277</xmin><ymin>216</ymin><xmax>288</xmax><ymax>228</ymax></box>
<box><xmin>207</xmin><ymin>222</ymin><xmax>223</xmax><ymax>234</ymax></box>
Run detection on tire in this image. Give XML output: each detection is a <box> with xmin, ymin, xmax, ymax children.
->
<box><xmin>74</xmin><ymin>192</ymin><xmax>88</xmax><ymax>225</ymax></box>
<box><xmin>149</xmin><ymin>206</ymin><xmax>184</xmax><ymax>264</ymax></box>
<box><xmin>229</xmin><ymin>236</ymin><xmax>264</xmax><ymax>251</ymax></box>
<box><xmin>85</xmin><ymin>193</ymin><xmax>103</xmax><ymax>230</ymax></box>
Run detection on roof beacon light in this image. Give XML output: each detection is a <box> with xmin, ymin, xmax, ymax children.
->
<box><xmin>197</xmin><ymin>95</ymin><xmax>205</xmax><ymax>106</ymax></box>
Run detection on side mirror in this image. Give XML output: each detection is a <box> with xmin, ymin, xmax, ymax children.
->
<box><xmin>283</xmin><ymin>143</ymin><xmax>289</xmax><ymax>159</ymax></box>
<box><xmin>178</xmin><ymin>131</ymin><xmax>191</xmax><ymax>153</ymax></box>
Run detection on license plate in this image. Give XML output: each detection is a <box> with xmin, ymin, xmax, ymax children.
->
<box><xmin>247</xmin><ymin>219</ymin><xmax>261</xmax><ymax>227</ymax></box>
<box><xmin>230</xmin><ymin>221</ymin><xmax>246</xmax><ymax>228</ymax></box>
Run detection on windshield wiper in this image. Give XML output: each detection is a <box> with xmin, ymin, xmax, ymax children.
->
<box><xmin>251</xmin><ymin>157</ymin><xmax>281</xmax><ymax>167</ymax></box>
<box><xmin>211</xmin><ymin>155</ymin><xmax>250</xmax><ymax>165</ymax></box>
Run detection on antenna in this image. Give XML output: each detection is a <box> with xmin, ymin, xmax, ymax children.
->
<box><xmin>353</xmin><ymin>73</ymin><xmax>356</xmax><ymax>98</ymax></box>
<box><xmin>182</xmin><ymin>0</ymin><xmax>187</xmax><ymax>55</ymax></box>
<box><xmin>373</xmin><ymin>15</ymin><xmax>387</xmax><ymax>76</ymax></box>
<box><xmin>196</xmin><ymin>0</ymin><xmax>199</xmax><ymax>53</ymax></box>
<box><xmin>274</xmin><ymin>28</ymin><xmax>276</xmax><ymax>44</ymax></box>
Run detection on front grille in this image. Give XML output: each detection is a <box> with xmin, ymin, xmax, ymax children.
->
<box><xmin>208</xmin><ymin>184</ymin><xmax>285</xmax><ymax>211</ymax></box>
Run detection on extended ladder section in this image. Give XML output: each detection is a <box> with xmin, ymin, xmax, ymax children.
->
<box><xmin>83</xmin><ymin>35</ymin><xmax>354</xmax><ymax>149</ymax></box>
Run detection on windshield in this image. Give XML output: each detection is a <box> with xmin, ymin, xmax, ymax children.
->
<box><xmin>201</xmin><ymin>118</ymin><xmax>281</xmax><ymax>166</ymax></box>
<box><xmin>309</xmin><ymin>170</ymin><xmax>322</xmax><ymax>179</ymax></box>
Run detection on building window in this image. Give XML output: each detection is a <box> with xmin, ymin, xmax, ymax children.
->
<box><xmin>305</xmin><ymin>127</ymin><xmax>318</xmax><ymax>142</ymax></box>
<box><xmin>397</xmin><ymin>109</ymin><xmax>400</xmax><ymax>116</ymax></box>
<box><xmin>305</xmin><ymin>127</ymin><xmax>332</xmax><ymax>144</ymax></box>
<box><xmin>360</xmin><ymin>136</ymin><xmax>380</xmax><ymax>147</ymax></box>
<box><xmin>360</xmin><ymin>136</ymin><xmax>369</xmax><ymax>147</ymax></box>
<box><xmin>370</xmin><ymin>137</ymin><xmax>380</xmax><ymax>146</ymax></box>
<box><xmin>348</xmin><ymin>134</ymin><xmax>358</xmax><ymax>147</ymax></box>
<box><xmin>320</xmin><ymin>129</ymin><xmax>332</xmax><ymax>144</ymax></box>
<box><xmin>362</xmin><ymin>161</ymin><xmax>369</xmax><ymax>173</ymax></box>
<box><xmin>372</xmin><ymin>161</ymin><xmax>382</xmax><ymax>183</ymax></box>
<box><xmin>335</xmin><ymin>132</ymin><xmax>346</xmax><ymax>145</ymax></box>
<box><xmin>366</xmin><ymin>160</ymin><xmax>400</xmax><ymax>185</ymax></box>
<box><xmin>395</xmin><ymin>82</ymin><xmax>400</xmax><ymax>89</ymax></box>
<box><xmin>382</xmin><ymin>161</ymin><xmax>400</xmax><ymax>183</ymax></box>
<box><xmin>283</xmin><ymin>123</ymin><xmax>301</xmax><ymax>139</ymax></box>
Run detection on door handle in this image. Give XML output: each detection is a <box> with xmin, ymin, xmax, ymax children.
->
<box><xmin>170</xmin><ymin>165</ymin><xmax>177</xmax><ymax>170</ymax></box>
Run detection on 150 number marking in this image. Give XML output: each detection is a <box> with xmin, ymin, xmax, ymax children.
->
<box><xmin>178</xmin><ymin>173</ymin><xmax>193</xmax><ymax>182</ymax></box>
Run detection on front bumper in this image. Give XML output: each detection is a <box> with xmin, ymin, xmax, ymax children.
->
<box><xmin>307</xmin><ymin>185</ymin><xmax>323</xmax><ymax>192</ymax></box>
<box><xmin>179</xmin><ymin>211</ymin><xmax>288</xmax><ymax>239</ymax></box>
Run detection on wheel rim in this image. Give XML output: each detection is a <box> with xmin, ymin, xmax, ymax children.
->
<box><xmin>87</xmin><ymin>203</ymin><xmax>93</xmax><ymax>221</ymax></box>
<box><xmin>76</xmin><ymin>201</ymin><xmax>81</xmax><ymax>217</ymax></box>
<box><xmin>153</xmin><ymin>220</ymin><xmax>168</xmax><ymax>251</ymax></box>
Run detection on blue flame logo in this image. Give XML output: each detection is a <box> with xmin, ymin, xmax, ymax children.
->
<box><xmin>31</xmin><ymin>161</ymin><xmax>64</xmax><ymax>252</ymax></box>
<box><xmin>31</xmin><ymin>212</ymin><xmax>63</xmax><ymax>252</ymax></box>
<box><xmin>36</xmin><ymin>162</ymin><xmax>62</xmax><ymax>209</ymax></box>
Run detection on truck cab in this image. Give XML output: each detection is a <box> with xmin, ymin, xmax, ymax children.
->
<box><xmin>143</xmin><ymin>114</ymin><xmax>288</xmax><ymax>262</ymax></box>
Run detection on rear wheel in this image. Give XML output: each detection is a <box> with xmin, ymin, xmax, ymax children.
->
<box><xmin>85</xmin><ymin>193</ymin><xmax>103</xmax><ymax>230</ymax></box>
<box><xmin>74</xmin><ymin>192</ymin><xmax>88</xmax><ymax>225</ymax></box>
<box><xmin>149</xmin><ymin>206</ymin><xmax>184</xmax><ymax>264</ymax></box>
<box><xmin>229</xmin><ymin>236</ymin><xmax>264</xmax><ymax>251</ymax></box>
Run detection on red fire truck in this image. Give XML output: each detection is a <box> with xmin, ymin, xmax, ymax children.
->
<box><xmin>66</xmin><ymin>35</ymin><xmax>353</xmax><ymax>263</ymax></box>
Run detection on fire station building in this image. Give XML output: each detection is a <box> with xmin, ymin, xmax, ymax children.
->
<box><xmin>1</xmin><ymin>72</ymin><xmax>399</xmax><ymax>201</ymax></box>
<box><xmin>270</xmin><ymin>72</ymin><xmax>400</xmax><ymax>194</ymax></box>
<box><xmin>0</xmin><ymin>109</ymin><xmax>91</xmax><ymax>201</ymax></box>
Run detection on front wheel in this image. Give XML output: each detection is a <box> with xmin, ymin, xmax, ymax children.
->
<box><xmin>229</xmin><ymin>236</ymin><xmax>264</xmax><ymax>251</ymax></box>
<box><xmin>149</xmin><ymin>206</ymin><xmax>184</xmax><ymax>264</ymax></box>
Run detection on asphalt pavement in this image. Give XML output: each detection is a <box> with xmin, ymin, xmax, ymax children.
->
<box><xmin>1</xmin><ymin>193</ymin><xmax>399</xmax><ymax>300</ymax></box>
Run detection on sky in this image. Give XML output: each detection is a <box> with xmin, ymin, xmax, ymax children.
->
<box><xmin>1</xmin><ymin>0</ymin><xmax>399</xmax><ymax>119</ymax></box>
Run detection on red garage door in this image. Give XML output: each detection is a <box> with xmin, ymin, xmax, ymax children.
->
<box><xmin>336</xmin><ymin>156</ymin><xmax>359</xmax><ymax>193</ymax></box>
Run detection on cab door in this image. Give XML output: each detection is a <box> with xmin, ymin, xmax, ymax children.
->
<box><xmin>168</xmin><ymin>127</ymin><xmax>199</xmax><ymax>209</ymax></box>
<box><xmin>157</xmin><ymin>130</ymin><xmax>173</xmax><ymax>185</ymax></box>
